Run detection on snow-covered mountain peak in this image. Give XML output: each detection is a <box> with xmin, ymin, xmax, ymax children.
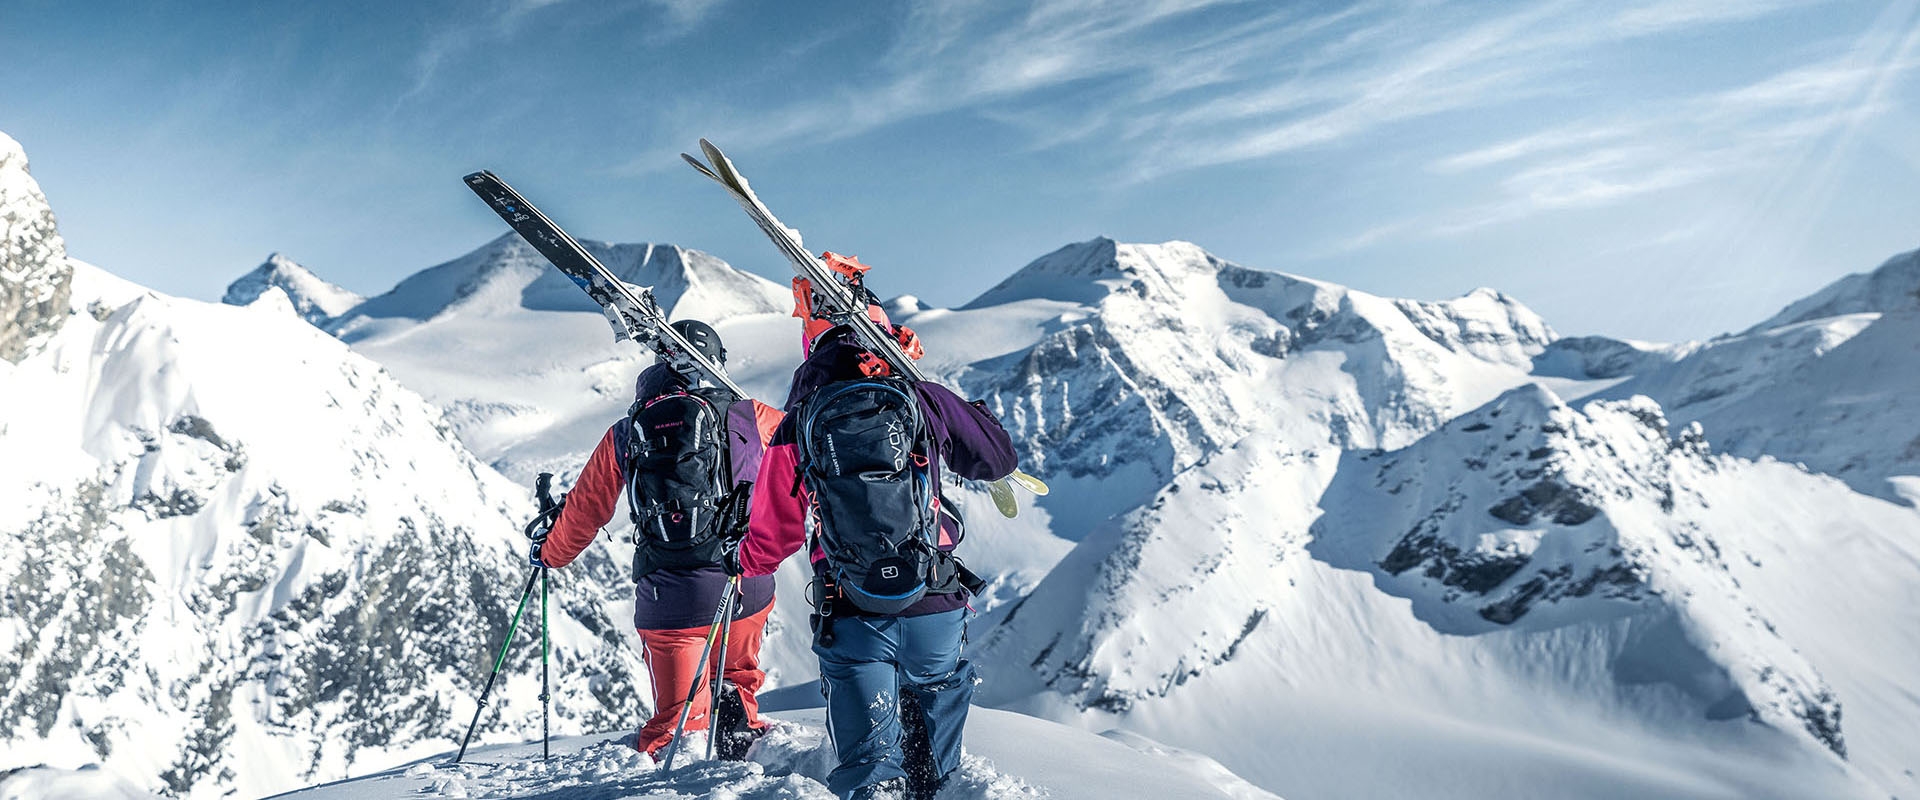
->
<box><xmin>222</xmin><ymin>252</ymin><xmax>364</xmax><ymax>326</ymax></box>
<box><xmin>927</xmin><ymin>239</ymin><xmax>1560</xmax><ymax>528</ymax></box>
<box><xmin>0</xmin><ymin>129</ymin><xmax>72</xmax><ymax>363</ymax></box>
<box><xmin>330</xmin><ymin>234</ymin><xmax>786</xmax><ymax>341</ymax></box>
<box><xmin>965</xmin><ymin>238</ymin><xmax>1266</xmax><ymax>309</ymax></box>
<box><xmin>1750</xmin><ymin>247</ymin><xmax>1920</xmax><ymax>332</ymax></box>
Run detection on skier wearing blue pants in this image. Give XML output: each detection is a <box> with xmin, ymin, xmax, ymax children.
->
<box><xmin>734</xmin><ymin>297</ymin><xmax>1018</xmax><ymax>799</ymax></box>
<box><xmin>814</xmin><ymin>610</ymin><xmax>973</xmax><ymax>795</ymax></box>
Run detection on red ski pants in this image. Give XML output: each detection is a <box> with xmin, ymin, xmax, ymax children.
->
<box><xmin>635</xmin><ymin>603</ymin><xmax>772</xmax><ymax>755</ymax></box>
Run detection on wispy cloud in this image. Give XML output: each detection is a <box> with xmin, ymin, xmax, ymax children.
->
<box><xmin>1604</xmin><ymin>0</ymin><xmax>1814</xmax><ymax>36</ymax></box>
<box><xmin>619</xmin><ymin>0</ymin><xmax>1918</xmax><ymax>286</ymax></box>
<box><xmin>621</xmin><ymin>0</ymin><xmax>1358</xmax><ymax>172</ymax></box>
<box><xmin>403</xmin><ymin>0</ymin><xmax>726</xmax><ymax>105</ymax></box>
<box><xmin>624</xmin><ymin>0</ymin><xmax>1853</xmax><ymax>182</ymax></box>
<box><xmin>401</xmin><ymin>0</ymin><xmax>563</xmax><ymax>105</ymax></box>
<box><xmin>1405</xmin><ymin>16</ymin><xmax>1920</xmax><ymax>242</ymax></box>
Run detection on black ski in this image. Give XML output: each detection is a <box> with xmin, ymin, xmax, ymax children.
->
<box><xmin>463</xmin><ymin>170</ymin><xmax>745</xmax><ymax>398</ymax></box>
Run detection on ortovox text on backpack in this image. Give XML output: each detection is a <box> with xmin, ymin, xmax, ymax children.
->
<box><xmin>796</xmin><ymin>377</ymin><xmax>958</xmax><ymax>614</ymax></box>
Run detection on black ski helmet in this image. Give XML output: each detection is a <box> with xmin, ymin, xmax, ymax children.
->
<box><xmin>669</xmin><ymin>319</ymin><xmax>726</xmax><ymax>365</ymax></box>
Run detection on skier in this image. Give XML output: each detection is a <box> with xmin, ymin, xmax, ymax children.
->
<box><xmin>734</xmin><ymin>272</ymin><xmax>1018</xmax><ymax>800</ymax></box>
<box><xmin>531</xmin><ymin>319</ymin><xmax>784</xmax><ymax>761</ymax></box>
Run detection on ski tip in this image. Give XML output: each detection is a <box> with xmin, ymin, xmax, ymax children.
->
<box><xmin>681</xmin><ymin>153</ymin><xmax>719</xmax><ymax>180</ymax></box>
<box><xmin>988</xmin><ymin>478</ymin><xmax>1019</xmax><ymax>518</ymax></box>
<box><xmin>463</xmin><ymin>170</ymin><xmax>494</xmax><ymax>184</ymax></box>
<box><xmin>1010</xmin><ymin>469</ymin><xmax>1051</xmax><ymax>496</ymax></box>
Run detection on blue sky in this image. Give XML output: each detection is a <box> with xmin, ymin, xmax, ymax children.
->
<box><xmin>3</xmin><ymin>0</ymin><xmax>1917</xmax><ymax>340</ymax></box>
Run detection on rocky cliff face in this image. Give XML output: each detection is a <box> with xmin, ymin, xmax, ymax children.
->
<box><xmin>1315</xmin><ymin>387</ymin><xmax>1842</xmax><ymax>754</ymax></box>
<box><xmin>0</xmin><ymin>131</ymin><xmax>72</xmax><ymax>363</ymax></box>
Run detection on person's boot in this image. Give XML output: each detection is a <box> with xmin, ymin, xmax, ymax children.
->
<box><xmin>852</xmin><ymin>777</ymin><xmax>909</xmax><ymax>800</ymax></box>
<box><xmin>899</xmin><ymin>694</ymin><xmax>942</xmax><ymax>800</ymax></box>
<box><xmin>711</xmin><ymin>682</ymin><xmax>766</xmax><ymax>760</ymax></box>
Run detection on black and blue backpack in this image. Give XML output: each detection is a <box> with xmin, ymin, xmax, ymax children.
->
<box><xmin>795</xmin><ymin>376</ymin><xmax>962</xmax><ymax>614</ymax></box>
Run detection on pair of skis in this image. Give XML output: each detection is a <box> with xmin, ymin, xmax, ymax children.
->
<box><xmin>678</xmin><ymin>139</ymin><xmax>1048</xmax><ymax>514</ymax></box>
<box><xmin>464</xmin><ymin>142</ymin><xmax>1046</xmax><ymax>516</ymax></box>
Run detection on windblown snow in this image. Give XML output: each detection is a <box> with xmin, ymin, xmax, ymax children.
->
<box><xmin>2</xmin><ymin>128</ymin><xmax>1917</xmax><ymax>800</ymax></box>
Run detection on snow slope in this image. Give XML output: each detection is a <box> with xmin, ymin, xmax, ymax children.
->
<box><xmin>265</xmin><ymin>708</ymin><xmax>1275</xmax><ymax>800</ymax></box>
<box><xmin>971</xmin><ymin>386</ymin><xmax>1916</xmax><ymax>798</ymax></box>
<box><xmin>0</xmin><ymin>764</ymin><xmax>160</xmax><ymax>800</ymax></box>
<box><xmin>0</xmin><ymin>196</ymin><xmax>665</xmax><ymax>800</ymax></box>
<box><xmin>223</xmin><ymin>253</ymin><xmax>364</xmax><ymax>326</ymax></box>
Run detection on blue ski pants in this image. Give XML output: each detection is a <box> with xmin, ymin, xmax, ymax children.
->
<box><xmin>814</xmin><ymin>607</ymin><xmax>973</xmax><ymax>799</ymax></box>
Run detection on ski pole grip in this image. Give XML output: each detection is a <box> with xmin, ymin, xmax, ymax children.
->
<box><xmin>534</xmin><ymin>472</ymin><xmax>557</xmax><ymax>513</ymax></box>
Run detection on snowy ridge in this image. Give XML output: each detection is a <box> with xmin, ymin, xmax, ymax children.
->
<box><xmin>0</xmin><ymin>130</ymin><xmax>72</xmax><ymax>363</ymax></box>
<box><xmin>0</xmin><ymin>263</ymin><xmax>645</xmax><ymax>799</ymax></box>
<box><xmin>266</xmin><ymin>708</ymin><xmax>1276</xmax><ymax>800</ymax></box>
<box><xmin>1531</xmin><ymin>334</ymin><xmax>1693</xmax><ymax>381</ymax></box>
<box><xmin>1596</xmin><ymin>252</ymin><xmax>1920</xmax><ymax>503</ymax></box>
<box><xmin>1748</xmin><ymin>247</ymin><xmax>1920</xmax><ymax>331</ymax></box>
<box><xmin>329</xmin><ymin>233</ymin><xmax>786</xmax><ymax>340</ymax></box>
<box><xmin>222</xmin><ymin>253</ymin><xmax>364</xmax><ymax>326</ymax></box>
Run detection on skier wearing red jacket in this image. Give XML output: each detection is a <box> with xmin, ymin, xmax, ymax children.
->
<box><xmin>733</xmin><ymin>268</ymin><xmax>1018</xmax><ymax>800</ymax></box>
<box><xmin>533</xmin><ymin>319</ymin><xmax>784</xmax><ymax>760</ymax></box>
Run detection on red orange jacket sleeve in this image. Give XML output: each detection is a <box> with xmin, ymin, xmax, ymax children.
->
<box><xmin>752</xmin><ymin>400</ymin><xmax>783</xmax><ymax>446</ymax></box>
<box><xmin>540</xmin><ymin>426</ymin><xmax>623</xmax><ymax>569</ymax></box>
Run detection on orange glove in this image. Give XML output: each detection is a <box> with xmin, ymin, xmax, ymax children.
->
<box><xmin>791</xmin><ymin>277</ymin><xmax>816</xmax><ymax>319</ymax></box>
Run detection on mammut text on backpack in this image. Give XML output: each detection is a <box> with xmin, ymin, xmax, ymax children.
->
<box><xmin>623</xmin><ymin>389</ymin><xmax>737</xmax><ymax>578</ymax></box>
<box><xmin>797</xmin><ymin>377</ymin><xmax>955</xmax><ymax>614</ymax></box>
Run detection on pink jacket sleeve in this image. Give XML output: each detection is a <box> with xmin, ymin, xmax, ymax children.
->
<box><xmin>741</xmin><ymin>442</ymin><xmax>808</xmax><ymax>577</ymax></box>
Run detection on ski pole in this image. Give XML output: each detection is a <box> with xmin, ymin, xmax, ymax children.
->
<box><xmin>704</xmin><ymin>579</ymin><xmax>739</xmax><ymax>762</ymax></box>
<box><xmin>660</xmin><ymin>578</ymin><xmax>739</xmax><ymax>771</ymax></box>
<box><xmin>454</xmin><ymin>565</ymin><xmax>542</xmax><ymax>764</ymax></box>
<box><xmin>540</xmin><ymin>567</ymin><xmax>551</xmax><ymax>761</ymax></box>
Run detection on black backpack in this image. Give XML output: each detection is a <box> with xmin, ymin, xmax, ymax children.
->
<box><xmin>622</xmin><ymin>387</ymin><xmax>741</xmax><ymax>579</ymax></box>
<box><xmin>795</xmin><ymin>377</ymin><xmax>957</xmax><ymax>614</ymax></box>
